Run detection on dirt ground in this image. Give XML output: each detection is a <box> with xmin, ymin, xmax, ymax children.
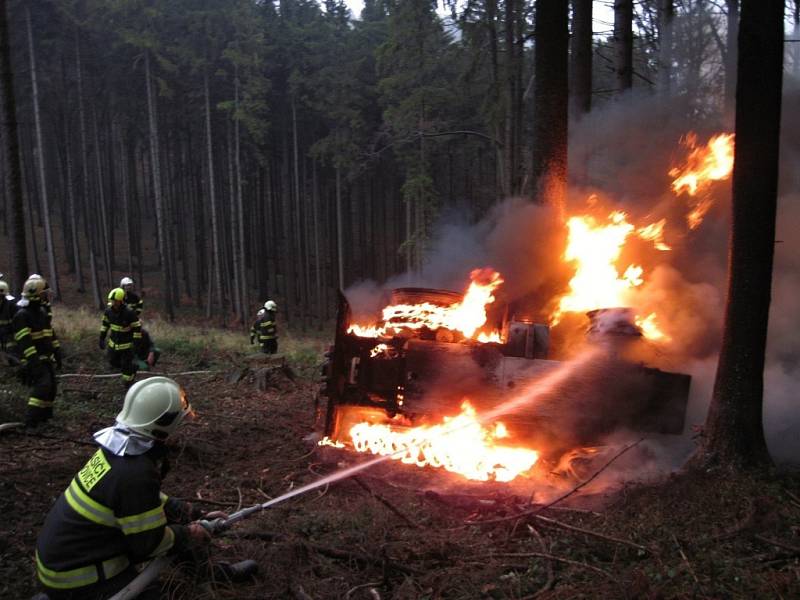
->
<box><xmin>2</xmin><ymin>348</ymin><xmax>800</xmax><ymax>600</ymax></box>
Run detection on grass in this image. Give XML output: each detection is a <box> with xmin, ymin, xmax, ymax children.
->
<box><xmin>52</xmin><ymin>305</ymin><xmax>328</xmax><ymax>376</ymax></box>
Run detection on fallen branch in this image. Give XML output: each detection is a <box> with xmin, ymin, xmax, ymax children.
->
<box><xmin>527</xmin><ymin>525</ymin><xmax>555</xmax><ymax>598</ymax></box>
<box><xmin>306</xmin><ymin>542</ymin><xmax>421</xmax><ymax>576</ymax></box>
<box><xmin>672</xmin><ymin>533</ymin><xmax>699</xmax><ymax>585</ymax></box>
<box><xmin>485</xmin><ymin>552</ymin><xmax>614</xmax><ymax>580</ymax></box>
<box><xmin>754</xmin><ymin>534</ymin><xmax>800</xmax><ymax>554</ymax></box>
<box><xmin>467</xmin><ymin>440</ymin><xmax>644</xmax><ymax>527</ymax></box>
<box><xmin>346</xmin><ymin>581</ymin><xmax>383</xmax><ymax>600</ymax></box>
<box><xmin>533</xmin><ymin>514</ymin><xmax>649</xmax><ymax>553</ymax></box>
<box><xmin>0</xmin><ymin>422</ymin><xmax>24</xmax><ymax>433</ymax></box>
<box><xmin>353</xmin><ymin>477</ymin><xmax>419</xmax><ymax>529</ymax></box>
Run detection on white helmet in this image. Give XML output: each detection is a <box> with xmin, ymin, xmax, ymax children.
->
<box><xmin>0</xmin><ymin>280</ymin><xmax>8</xmax><ymax>295</ymax></box>
<box><xmin>116</xmin><ymin>377</ymin><xmax>193</xmax><ymax>440</ymax></box>
<box><xmin>22</xmin><ymin>276</ymin><xmax>48</xmax><ymax>299</ymax></box>
<box><xmin>264</xmin><ymin>300</ymin><xmax>277</xmax><ymax>311</ymax></box>
<box><xmin>257</xmin><ymin>308</ymin><xmax>266</xmax><ymax>317</ymax></box>
<box><xmin>120</xmin><ymin>276</ymin><xmax>134</xmax><ymax>287</ymax></box>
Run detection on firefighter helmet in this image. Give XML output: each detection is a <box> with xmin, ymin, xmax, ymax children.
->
<box><xmin>264</xmin><ymin>300</ymin><xmax>277</xmax><ymax>311</ymax></box>
<box><xmin>257</xmin><ymin>308</ymin><xmax>266</xmax><ymax>317</ymax></box>
<box><xmin>116</xmin><ymin>377</ymin><xmax>193</xmax><ymax>440</ymax></box>
<box><xmin>108</xmin><ymin>288</ymin><xmax>125</xmax><ymax>303</ymax></box>
<box><xmin>22</xmin><ymin>276</ymin><xmax>47</xmax><ymax>299</ymax></box>
<box><xmin>0</xmin><ymin>280</ymin><xmax>8</xmax><ymax>295</ymax></box>
<box><xmin>120</xmin><ymin>276</ymin><xmax>134</xmax><ymax>288</ymax></box>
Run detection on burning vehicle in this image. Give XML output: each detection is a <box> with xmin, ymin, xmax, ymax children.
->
<box><xmin>317</xmin><ymin>132</ymin><xmax>738</xmax><ymax>484</ymax></box>
<box><xmin>318</xmin><ymin>272</ymin><xmax>691</xmax><ymax>483</ymax></box>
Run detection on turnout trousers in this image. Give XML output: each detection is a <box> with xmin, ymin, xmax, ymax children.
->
<box><xmin>107</xmin><ymin>348</ymin><xmax>137</xmax><ymax>388</ymax></box>
<box><xmin>26</xmin><ymin>360</ymin><xmax>57</xmax><ymax>426</ymax></box>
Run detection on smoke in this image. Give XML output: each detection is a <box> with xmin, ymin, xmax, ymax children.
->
<box><xmin>344</xmin><ymin>82</ymin><xmax>800</xmax><ymax>468</ymax></box>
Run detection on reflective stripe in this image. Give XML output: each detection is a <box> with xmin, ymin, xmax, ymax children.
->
<box><xmin>109</xmin><ymin>324</ymin><xmax>131</xmax><ymax>332</ymax></box>
<box><xmin>64</xmin><ymin>480</ymin><xmax>117</xmax><ymax>527</ymax></box>
<box><xmin>122</xmin><ymin>373</ymin><xmax>135</xmax><ymax>382</ymax></box>
<box><xmin>36</xmin><ymin>551</ymin><xmax>129</xmax><ymax>590</ymax></box>
<box><xmin>108</xmin><ymin>341</ymin><xmax>133</xmax><ymax>350</ymax></box>
<box><xmin>118</xmin><ymin>505</ymin><xmax>167</xmax><ymax>535</ymax></box>
<box><xmin>131</xmin><ymin>321</ymin><xmax>142</xmax><ymax>328</ymax></box>
<box><xmin>31</xmin><ymin>331</ymin><xmax>45</xmax><ymax>339</ymax></box>
<box><xmin>15</xmin><ymin>327</ymin><xmax>31</xmax><ymax>340</ymax></box>
<box><xmin>24</xmin><ymin>346</ymin><xmax>37</xmax><ymax>357</ymax></box>
<box><xmin>29</xmin><ymin>397</ymin><xmax>53</xmax><ymax>408</ymax></box>
<box><xmin>149</xmin><ymin>527</ymin><xmax>175</xmax><ymax>556</ymax></box>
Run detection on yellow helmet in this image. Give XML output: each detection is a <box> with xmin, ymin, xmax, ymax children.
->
<box><xmin>116</xmin><ymin>377</ymin><xmax>193</xmax><ymax>440</ymax></box>
<box><xmin>22</xmin><ymin>277</ymin><xmax>47</xmax><ymax>299</ymax></box>
<box><xmin>108</xmin><ymin>288</ymin><xmax>125</xmax><ymax>302</ymax></box>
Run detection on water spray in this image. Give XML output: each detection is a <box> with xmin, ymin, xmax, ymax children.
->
<box><xmin>108</xmin><ymin>349</ymin><xmax>601</xmax><ymax>600</ymax></box>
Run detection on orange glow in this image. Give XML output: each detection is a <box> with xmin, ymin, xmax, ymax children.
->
<box><xmin>348</xmin><ymin>269</ymin><xmax>504</xmax><ymax>342</ymax></box>
<box><xmin>326</xmin><ymin>402</ymin><xmax>539</xmax><ymax>482</ymax></box>
<box><xmin>636</xmin><ymin>219</ymin><xmax>671</xmax><ymax>251</ymax></box>
<box><xmin>670</xmin><ymin>132</ymin><xmax>734</xmax><ymax>229</ymax></box>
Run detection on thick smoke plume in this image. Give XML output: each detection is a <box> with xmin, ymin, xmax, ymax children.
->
<box><xmin>345</xmin><ymin>82</ymin><xmax>800</xmax><ymax>467</ymax></box>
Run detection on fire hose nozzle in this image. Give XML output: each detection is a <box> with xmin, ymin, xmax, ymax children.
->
<box><xmin>198</xmin><ymin>517</ymin><xmax>228</xmax><ymax>535</ymax></box>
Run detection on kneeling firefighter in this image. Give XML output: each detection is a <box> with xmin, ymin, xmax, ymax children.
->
<box><xmin>34</xmin><ymin>377</ymin><xmax>257</xmax><ymax>599</ymax></box>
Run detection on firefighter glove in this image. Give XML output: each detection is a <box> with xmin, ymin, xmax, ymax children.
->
<box><xmin>187</xmin><ymin>522</ymin><xmax>212</xmax><ymax>547</ymax></box>
<box><xmin>99</xmin><ymin>337</ymin><xmax>106</xmax><ymax>350</ymax></box>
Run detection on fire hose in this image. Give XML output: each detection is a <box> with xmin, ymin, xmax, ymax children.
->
<box><xmin>106</xmin><ymin>499</ymin><xmax>284</xmax><ymax>600</ymax></box>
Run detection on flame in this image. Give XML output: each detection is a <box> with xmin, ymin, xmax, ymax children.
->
<box><xmin>345</xmin><ymin>402</ymin><xmax>539</xmax><ymax>482</ymax></box>
<box><xmin>635</xmin><ymin>312</ymin><xmax>671</xmax><ymax>343</ymax></box>
<box><xmin>670</xmin><ymin>132</ymin><xmax>734</xmax><ymax>229</ymax></box>
<box><xmin>550</xmin><ymin>210</ymin><xmax>671</xmax><ymax>343</ymax></box>
<box><xmin>552</xmin><ymin>211</ymin><xmax>642</xmax><ymax>323</ymax></box>
<box><xmin>348</xmin><ymin>268</ymin><xmax>504</xmax><ymax>342</ymax></box>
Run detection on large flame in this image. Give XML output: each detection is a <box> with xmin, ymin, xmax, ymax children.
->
<box><xmin>670</xmin><ymin>132</ymin><xmax>734</xmax><ymax>228</ymax></box>
<box><xmin>323</xmin><ymin>402</ymin><xmax>539</xmax><ymax>482</ymax></box>
<box><xmin>550</xmin><ymin>210</ymin><xmax>669</xmax><ymax>341</ymax></box>
<box><xmin>348</xmin><ymin>268</ymin><xmax>504</xmax><ymax>342</ymax></box>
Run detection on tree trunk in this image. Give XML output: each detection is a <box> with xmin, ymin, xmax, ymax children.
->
<box><xmin>145</xmin><ymin>50</ymin><xmax>173</xmax><ymax>320</ymax></box>
<box><xmin>693</xmin><ymin>0</ymin><xmax>782</xmax><ymax>470</ymax></box>
<box><xmin>794</xmin><ymin>0</ymin><xmax>799</xmax><ymax>76</ymax></box>
<box><xmin>204</xmin><ymin>71</ymin><xmax>224</xmax><ymax>316</ymax></box>
<box><xmin>336</xmin><ymin>166</ymin><xmax>344</xmax><ymax>290</ymax></box>
<box><xmin>92</xmin><ymin>105</ymin><xmax>112</xmax><ymax>287</ymax></box>
<box><xmin>26</xmin><ymin>7</ymin><xmax>59</xmax><ymax>297</ymax></box>
<box><xmin>724</xmin><ymin>0</ymin><xmax>739</xmax><ymax>113</ymax></box>
<box><xmin>235</xmin><ymin>71</ymin><xmax>247</xmax><ymax>325</ymax></box>
<box><xmin>570</xmin><ymin>0</ymin><xmax>592</xmax><ymax>118</ymax></box>
<box><xmin>531</xmin><ymin>0</ymin><xmax>568</xmax><ymax>211</ymax></box>
<box><xmin>0</xmin><ymin>0</ymin><xmax>28</xmax><ymax>288</ymax></box>
<box><xmin>64</xmin><ymin>125</ymin><xmax>84</xmax><ymax>292</ymax></box>
<box><xmin>657</xmin><ymin>0</ymin><xmax>674</xmax><ymax>97</ymax></box>
<box><xmin>613</xmin><ymin>0</ymin><xmax>633</xmax><ymax>92</ymax></box>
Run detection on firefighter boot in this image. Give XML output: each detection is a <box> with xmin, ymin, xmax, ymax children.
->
<box><xmin>211</xmin><ymin>559</ymin><xmax>259</xmax><ymax>582</ymax></box>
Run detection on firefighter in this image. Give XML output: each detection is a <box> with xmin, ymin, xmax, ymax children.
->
<box><xmin>249</xmin><ymin>308</ymin><xmax>265</xmax><ymax>348</ymax></box>
<box><xmin>120</xmin><ymin>276</ymin><xmax>144</xmax><ymax>316</ymax></box>
<box><xmin>12</xmin><ymin>276</ymin><xmax>62</xmax><ymax>427</ymax></box>
<box><xmin>100</xmin><ymin>288</ymin><xmax>142</xmax><ymax>389</ymax></box>
<box><xmin>34</xmin><ymin>377</ymin><xmax>257</xmax><ymax>600</ymax></box>
<box><xmin>0</xmin><ymin>276</ymin><xmax>18</xmax><ymax>361</ymax></box>
<box><xmin>259</xmin><ymin>300</ymin><xmax>278</xmax><ymax>354</ymax></box>
<box><xmin>135</xmin><ymin>328</ymin><xmax>161</xmax><ymax>371</ymax></box>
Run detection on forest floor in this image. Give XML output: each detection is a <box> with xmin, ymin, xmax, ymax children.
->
<box><xmin>1</xmin><ymin>310</ymin><xmax>799</xmax><ymax>600</ymax></box>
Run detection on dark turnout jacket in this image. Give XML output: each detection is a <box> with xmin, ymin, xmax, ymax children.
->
<box><xmin>11</xmin><ymin>298</ymin><xmax>58</xmax><ymax>365</ymax></box>
<box><xmin>35</xmin><ymin>446</ymin><xmax>195</xmax><ymax>591</ymax></box>
<box><xmin>100</xmin><ymin>306</ymin><xmax>142</xmax><ymax>351</ymax></box>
